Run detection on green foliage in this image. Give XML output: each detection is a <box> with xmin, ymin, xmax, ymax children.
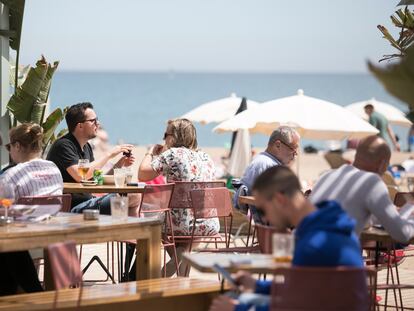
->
<box><xmin>398</xmin><ymin>0</ymin><xmax>414</xmax><ymax>5</ymax></box>
<box><xmin>369</xmin><ymin>45</ymin><xmax>414</xmax><ymax>110</ymax></box>
<box><xmin>377</xmin><ymin>6</ymin><xmax>414</xmax><ymax>61</ymax></box>
<box><xmin>6</xmin><ymin>56</ymin><xmax>67</xmax><ymax>153</ymax></box>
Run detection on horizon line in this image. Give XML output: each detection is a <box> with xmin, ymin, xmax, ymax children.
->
<box><xmin>55</xmin><ymin>69</ymin><xmax>372</xmax><ymax>75</ymax></box>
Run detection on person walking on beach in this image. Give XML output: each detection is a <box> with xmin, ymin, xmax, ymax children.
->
<box><xmin>47</xmin><ymin>102</ymin><xmax>135</xmax><ymax>213</ymax></box>
<box><xmin>233</xmin><ymin>126</ymin><xmax>300</xmax><ymax>222</ymax></box>
<box><xmin>364</xmin><ymin>104</ymin><xmax>400</xmax><ymax>151</ymax></box>
<box><xmin>209</xmin><ymin>166</ymin><xmax>363</xmax><ymax>311</ymax></box>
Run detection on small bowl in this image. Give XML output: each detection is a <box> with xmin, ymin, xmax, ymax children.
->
<box><xmin>103</xmin><ymin>175</ymin><xmax>115</xmax><ymax>185</ymax></box>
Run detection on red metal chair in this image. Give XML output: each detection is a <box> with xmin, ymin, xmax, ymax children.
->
<box><xmin>46</xmin><ymin>241</ymin><xmax>83</xmax><ymax>310</ymax></box>
<box><xmin>270</xmin><ymin>266</ymin><xmax>376</xmax><ymax>311</ymax></box>
<box><xmin>178</xmin><ymin>186</ymin><xmax>233</xmax><ymax>250</ymax></box>
<box><xmin>16</xmin><ymin>194</ymin><xmax>72</xmax><ymax>212</ymax></box>
<box><xmin>118</xmin><ymin>183</ymin><xmax>178</xmax><ymax>279</ymax></box>
<box><xmin>170</xmin><ymin>181</ymin><xmax>232</xmax><ymax>246</ymax></box>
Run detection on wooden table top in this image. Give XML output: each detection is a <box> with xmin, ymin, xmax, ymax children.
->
<box><xmin>184</xmin><ymin>252</ymin><xmax>290</xmax><ymax>274</ymax></box>
<box><xmin>0</xmin><ymin>212</ymin><xmax>160</xmax><ymax>252</ymax></box>
<box><xmin>63</xmin><ymin>182</ymin><xmax>145</xmax><ymax>194</ymax></box>
<box><xmin>238</xmin><ymin>195</ymin><xmax>256</xmax><ymax>206</ymax></box>
<box><xmin>0</xmin><ymin>278</ymin><xmax>222</xmax><ymax>311</ymax></box>
<box><xmin>360</xmin><ymin>227</ymin><xmax>414</xmax><ymax>244</ymax></box>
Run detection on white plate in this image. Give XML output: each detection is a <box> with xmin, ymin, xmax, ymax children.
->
<box><xmin>81</xmin><ymin>181</ymin><xmax>98</xmax><ymax>186</ymax></box>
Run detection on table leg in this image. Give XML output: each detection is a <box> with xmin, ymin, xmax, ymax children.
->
<box><xmin>136</xmin><ymin>224</ymin><xmax>161</xmax><ymax>280</ymax></box>
<box><xmin>43</xmin><ymin>250</ymin><xmax>54</xmax><ymax>290</ymax></box>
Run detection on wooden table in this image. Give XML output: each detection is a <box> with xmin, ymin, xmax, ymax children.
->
<box><xmin>238</xmin><ymin>195</ymin><xmax>256</xmax><ymax>206</ymax></box>
<box><xmin>361</xmin><ymin>227</ymin><xmax>414</xmax><ymax>245</ymax></box>
<box><xmin>63</xmin><ymin>182</ymin><xmax>146</xmax><ymax>194</ymax></box>
<box><xmin>183</xmin><ymin>252</ymin><xmax>290</xmax><ymax>274</ymax></box>
<box><xmin>0</xmin><ymin>278</ymin><xmax>221</xmax><ymax>311</ymax></box>
<box><xmin>0</xmin><ymin>213</ymin><xmax>161</xmax><ymax>287</ymax></box>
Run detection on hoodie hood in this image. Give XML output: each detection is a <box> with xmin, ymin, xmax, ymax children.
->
<box><xmin>296</xmin><ymin>200</ymin><xmax>356</xmax><ymax>239</ymax></box>
<box><xmin>292</xmin><ymin>200</ymin><xmax>363</xmax><ymax>268</ymax></box>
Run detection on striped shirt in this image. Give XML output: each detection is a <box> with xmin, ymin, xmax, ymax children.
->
<box><xmin>1</xmin><ymin>159</ymin><xmax>63</xmax><ymax>200</ymax></box>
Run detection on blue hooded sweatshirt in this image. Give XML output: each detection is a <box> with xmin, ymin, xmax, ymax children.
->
<box><xmin>234</xmin><ymin>200</ymin><xmax>363</xmax><ymax>311</ymax></box>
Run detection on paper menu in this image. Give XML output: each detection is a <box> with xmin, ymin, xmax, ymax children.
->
<box><xmin>11</xmin><ymin>204</ymin><xmax>61</xmax><ymax>222</ymax></box>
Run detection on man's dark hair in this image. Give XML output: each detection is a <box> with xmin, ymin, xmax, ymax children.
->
<box><xmin>364</xmin><ymin>104</ymin><xmax>374</xmax><ymax>110</ymax></box>
<box><xmin>65</xmin><ymin>102</ymin><xmax>94</xmax><ymax>132</ymax></box>
<box><xmin>253</xmin><ymin>166</ymin><xmax>301</xmax><ymax>198</ymax></box>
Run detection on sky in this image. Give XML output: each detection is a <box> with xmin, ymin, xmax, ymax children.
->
<box><xmin>19</xmin><ymin>0</ymin><xmax>402</xmax><ymax>73</ymax></box>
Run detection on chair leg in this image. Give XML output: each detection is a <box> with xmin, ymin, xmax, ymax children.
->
<box><xmin>82</xmin><ymin>255</ymin><xmax>115</xmax><ymax>283</ymax></box>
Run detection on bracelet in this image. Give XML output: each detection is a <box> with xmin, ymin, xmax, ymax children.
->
<box><xmin>145</xmin><ymin>153</ymin><xmax>153</xmax><ymax>157</ymax></box>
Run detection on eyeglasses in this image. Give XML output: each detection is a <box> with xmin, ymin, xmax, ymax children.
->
<box><xmin>82</xmin><ymin>118</ymin><xmax>99</xmax><ymax>125</ymax></box>
<box><xmin>163</xmin><ymin>132</ymin><xmax>173</xmax><ymax>140</ymax></box>
<box><xmin>279</xmin><ymin>140</ymin><xmax>298</xmax><ymax>154</ymax></box>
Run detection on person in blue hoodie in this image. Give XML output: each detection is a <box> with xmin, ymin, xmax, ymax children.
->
<box><xmin>209</xmin><ymin>165</ymin><xmax>363</xmax><ymax>311</ymax></box>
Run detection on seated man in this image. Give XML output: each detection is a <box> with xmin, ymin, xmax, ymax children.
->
<box><xmin>47</xmin><ymin>102</ymin><xmax>135</xmax><ymax>214</ymax></box>
<box><xmin>310</xmin><ymin>135</ymin><xmax>414</xmax><ymax>244</ymax></box>
<box><xmin>210</xmin><ymin>166</ymin><xmax>363</xmax><ymax>311</ymax></box>
<box><xmin>234</xmin><ymin>126</ymin><xmax>300</xmax><ymax>222</ymax></box>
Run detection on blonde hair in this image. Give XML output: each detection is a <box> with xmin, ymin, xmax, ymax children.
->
<box><xmin>9</xmin><ymin>123</ymin><xmax>43</xmax><ymax>153</ymax></box>
<box><xmin>166</xmin><ymin>118</ymin><xmax>198</xmax><ymax>150</ymax></box>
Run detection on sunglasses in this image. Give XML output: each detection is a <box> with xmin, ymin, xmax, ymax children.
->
<box><xmin>279</xmin><ymin>140</ymin><xmax>298</xmax><ymax>154</ymax></box>
<box><xmin>82</xmin><ymin>118</ymin><xmax>99</xmax><ymax>125</ymax></box>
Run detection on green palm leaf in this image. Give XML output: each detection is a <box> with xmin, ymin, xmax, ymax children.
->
<box><xmin>369</xmin><ymin>45</ymin><xmax>414</xmax><ymax>109</ymax></box>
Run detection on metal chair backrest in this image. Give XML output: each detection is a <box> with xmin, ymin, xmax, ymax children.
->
<box><xmin>189</xmin><ymin>187</ymin><xmax>233</xmax><ymax>219</ymax></box>
<box><xmin>170</xmin><ymin>181</ymin><xmax>225</xmax><ymax>209</ymax></box>
<box><xmin>270</xmin><ymin>266</ymin><xmax>375</xmax><ymax>311</ymax></box>
<box><xmin>17</xmin><ymin>194</ymin><xmax>72</xmax><ymax>212</ymax></box>
<box><xmin>47</xmin><ymin>241</ymin><xmax>82</xmax><ymax>309</ymax></box>
<box><xmin>138</xmin><ymin>183</ymin><xmax>175</xmax><ymax>215</ymax></box>
<box><xmin>255</xmin><ymin>224</ymin><xmax>286</xmax><ymax>254</ymax></box>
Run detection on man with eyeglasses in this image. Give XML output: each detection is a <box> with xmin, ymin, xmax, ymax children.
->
<box><xmin>47</xmin><ymin>102</ymin><xmax>134</xmax><ymax>214</ymax></box>
<box><xmin>233</xmin><ymin>126</ymin><xmax>300</xmax><ymax>223</ymax></box>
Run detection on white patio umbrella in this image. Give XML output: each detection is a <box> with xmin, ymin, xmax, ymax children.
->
<box><xmin>345</xmin><ymin>99</ymin><xmax>412</xmax><ymax>127</ymax></box>
<box><xmin>213</xmin><ymin>89</ymin><xmax>379</xmax><ymax>140</ymax></box>
<box><xmin>227</xmin><ymin>129</ymin><xmax>251</xmax><ymax>177</ymax></box>
<box><xmin>181</xmin><ymin>93</ymin><xmax>260</xmax><ymax>124</ymax></box>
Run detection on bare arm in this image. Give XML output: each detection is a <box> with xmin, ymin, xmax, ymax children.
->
<box><xmin>66</xmin><ymin>144</ymin><xmax>133</xmax><ymax>182</ymax></box>
<box><xmin>387</xmin><ymin>125</ymin><xmax>400</xmax><ymax>151</ymax></box>
<box><xmin>367</xmin><ymin>178</ymin><xmax>414</xmax><ymax>243</ymax></box>
<box><xmin>138</xmin><ymin>144</ymin><xmax>164</xmax><ymax>181</ymax></box>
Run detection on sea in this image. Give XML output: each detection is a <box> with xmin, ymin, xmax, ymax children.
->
<box><xmin>49</xmin><ymin>72</ymin><xmax>411</xmax><ymax>151</ymax></box>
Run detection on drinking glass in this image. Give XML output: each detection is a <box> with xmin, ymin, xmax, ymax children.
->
<box><xmin>0</xmin><ymin>180</ymin><xmax>15</xmax><ymax>224</ymax></box>
<box><xmin>272</xmin><ymin>233</ymin><xmax>294</xmax><ymax>263</ymax></box>
<box><xmin>124</xmin><ymin>168</ymin><xmax>133</xmax><ymax>184</ymax></box>
<box><xmin>110</xmin><ymin>196</ymin><xmax>128</xmax><ymax>220</ymax></box>
<box><xmin>78</xmin><ymin>159</ymin><xmax>90</xmax><ymax>182</ymax></box>
<box><xmin>114</xmin><ymin>168</ymin><xmax>126</xmax><ymax>187</ymax></box>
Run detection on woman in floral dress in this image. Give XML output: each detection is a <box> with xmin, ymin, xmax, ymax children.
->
<box><xmin>139</xmin><ymin>118</ymin><xmax>219</xmax><ymax>276</ymax></box>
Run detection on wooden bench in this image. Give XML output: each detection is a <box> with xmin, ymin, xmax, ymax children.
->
<box><xmin>0</xmin><ymin>278</ymin><xmax>222</xmax><ymax>311</ymax></box>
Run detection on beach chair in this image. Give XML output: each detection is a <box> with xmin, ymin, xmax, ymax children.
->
<box><xmin>270</xmin><ymin>266</ymin><xmax>376</xmax><ymax>311</ymax></box>
<box><xmin>46</xmin><ymin>241</ymin><xmax>83</xmax><ymax>310</ymax></box>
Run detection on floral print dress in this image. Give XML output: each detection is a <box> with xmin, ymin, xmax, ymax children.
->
<box><xmin>151</xmin><ymin>147</ymin><xmax>220</xmax><ymax>236</ymax></box>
